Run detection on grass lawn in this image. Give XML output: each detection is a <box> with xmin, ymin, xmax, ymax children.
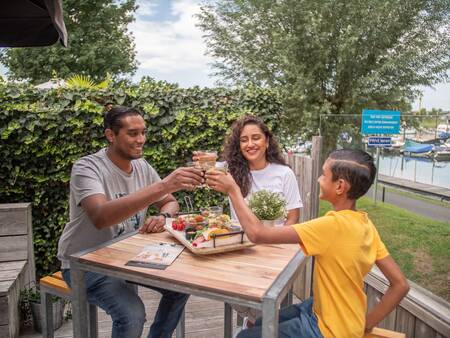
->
<box><xmin>319</xmin><ymin>197</ymin><xmax>450</xmax><ymax>301</ymax></box>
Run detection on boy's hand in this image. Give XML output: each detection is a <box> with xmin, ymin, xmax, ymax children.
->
<box><xmin>205</xmin><ymin>171</ymin><xmax>238</xmax><ymax>194</ymax></box>
<box><xmin>139</xmin><ymin>215</ymin><xmax>165</xmax><ymax>233</ymax></box>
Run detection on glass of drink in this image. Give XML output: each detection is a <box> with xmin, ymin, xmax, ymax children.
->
<box><xmin>185</xmin><ymin>161</ymin><xmax>202</xmax><ymax>190</ymax></box>
<box><xmin>214</xmin><ymin>161</ymin><xmax>228</xmax><ymax>174</ymax></box>
<box><xmin>201</xmin><ymin>205</ymin><xmax>223</xmax><ymax>218</ymax></box>
<box><xmin>195</xmin><ymin>150</ymin><xmax>218</xmax><ymax>172</ymax></box>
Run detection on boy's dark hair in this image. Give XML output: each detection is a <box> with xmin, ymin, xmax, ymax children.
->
<box><xmin>104</xmin><ymin>106</ymin><xmax>142</xmax><ymax>134</ymax></box>
<box><xmin>328</xmin><ymin>149</ymin><xmax>376</xmax><ymax>200</ymax></box>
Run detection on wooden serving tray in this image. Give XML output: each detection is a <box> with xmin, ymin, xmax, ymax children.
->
<box><xmin>164</xmin><ymin>221</ymin><xmax>254</xmax><ymax>255</ymax></box>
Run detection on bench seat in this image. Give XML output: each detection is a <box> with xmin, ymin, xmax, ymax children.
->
<box><xmin>364</xmin><ymin>327</ymin><xmax>406</xmax><ymax>338</ymax></box>
<box><xmin>0</xmin><ymin>260</ymin><xmax>28</xmax><ymax>338</ymax></box>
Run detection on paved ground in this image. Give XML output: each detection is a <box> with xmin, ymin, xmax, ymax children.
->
<box><xmin>367</xmin><ymin>186</ymin><xmax>450</xmax><ymax>222</ymax></box>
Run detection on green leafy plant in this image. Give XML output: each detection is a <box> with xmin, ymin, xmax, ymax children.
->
<box><xmin>19</xmin><ymin>284</ymin><xmax>42</xmax><ymax>327</ymax></box>
<box><xmin>0</xmin><ymin>77</ymin><xmax>283</xmax><ymax>278</ymax></box>
<box><xmin>19</xmin><ymin>282</ymin><xmax>68</xmax><ymax>330</ymax></box>
<box><xmin>65</xmin><ymin>74</ymin><xmax>112</xmax><ymax>89</ymax></box>
<box><xmin>248</xmin><ymin>190</ymin><xmax>286</xmax><ymax>220</ymax></box>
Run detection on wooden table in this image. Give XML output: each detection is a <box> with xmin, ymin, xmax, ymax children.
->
<box><xmin>70</xmin><ymin>231</ymin><xmax>306</xmax><ymax>338</ymax></box>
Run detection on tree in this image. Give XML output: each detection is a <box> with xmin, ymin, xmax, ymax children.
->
<box><xmin>0</xmin><ymin>0</ymin><xmax>138</xmax><ymax>83</ymax></box>
<box><xmin>198</xmin><ymin>0</ymin><xmax>450</xmax><ymax>154</ymax></box>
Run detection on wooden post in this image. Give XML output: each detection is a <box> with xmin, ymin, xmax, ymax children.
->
<box><xmin>286</xmin><ymin>136</ymin><xmax>322</xmax><ymax>300</ymax></box>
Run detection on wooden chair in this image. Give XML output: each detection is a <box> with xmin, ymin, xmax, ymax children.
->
<box><xmin>364</xmin><ymin>327</ymin><xmax>406</xmax><ymax>338</ymax></box>
<box><xmin>40</xmin><ymin>271</ymin><xmax>186</xmax><ymax>338</ymax></box>
<box><xmin>39</xmin><ymin>271</ymin><xmax>98</xmax><ymax>338</ymax></box>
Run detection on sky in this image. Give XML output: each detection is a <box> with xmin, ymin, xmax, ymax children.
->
<box><xmin>1</xmin><ymin>0</ymin><xmax>449</xmax><ymax>111</ymax></box>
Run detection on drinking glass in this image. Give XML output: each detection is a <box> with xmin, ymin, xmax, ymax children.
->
<box><xmin>195</xmin><ymin>150</ymin><xmax>218</xmax><ymax>172</ymax></box>
<box><xmin>201</xmin><ymin>205</ymin><xmax>223</xmax><ymax>218</ymax></box>
<box><xmin>212</xmin><ymin>161</ymin><xmax>228</xmax><ymax>174</ymax></box>
<box><xmin>185</xmin><ymin>161</ymin><xmax>202</xmax><ymax>190</ymax></box>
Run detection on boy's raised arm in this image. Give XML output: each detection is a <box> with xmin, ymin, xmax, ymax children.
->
<box><xmin>365</xmin><ymin>256</ymin><xmax>410</xmax><ymax>332</ymax></box>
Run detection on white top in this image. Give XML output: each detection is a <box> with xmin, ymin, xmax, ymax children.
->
<box><xmin>230</xmin><ymin>163</ymin><xmax>303</xmax><ymax>222</ymax></box>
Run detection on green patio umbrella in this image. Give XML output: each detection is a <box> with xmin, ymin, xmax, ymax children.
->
<box><xmin>0</xmin><ymin>0</ymin><xmax>67</xmax><ymax>47</ymax></box>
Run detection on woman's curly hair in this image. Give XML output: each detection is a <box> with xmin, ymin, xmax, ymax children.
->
<box><xmin>222</xmin><ymin>115</ymin><xmax>286</xmax><ymax>197</ymax></box>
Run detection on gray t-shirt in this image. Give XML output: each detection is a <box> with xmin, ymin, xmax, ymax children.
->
<box><xmin>57</xmin><ymin>148</ymin><xmax>164</xmax><ymax>269</ymax></box>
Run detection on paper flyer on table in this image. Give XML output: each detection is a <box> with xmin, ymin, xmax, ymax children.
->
<box><xmin>125</xmin><ymin>242</ymin><xmax>184</xmax><ymax>270</ymax></box>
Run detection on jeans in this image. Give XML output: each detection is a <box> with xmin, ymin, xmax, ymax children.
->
<box><xmin>237</xmin><ymin>298</ymin><xmax>323</xmax><ymax>338</ymax></box>
<box><xmin>62</xmin><ymin>269</ymin><xmax>189</xmax><ymax>338</ymax></box>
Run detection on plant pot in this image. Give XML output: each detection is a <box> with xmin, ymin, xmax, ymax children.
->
<box><xmin>30</xmin><ymin>298</ymin><xmax>64</xmax><ymax>333</ymax></box>
<box><xmin>261</xmin><ymin>219</ymin><xmax>276</xmax><ymax>227</ymax></box>
<box><xmin>261</xmin><ymin>219</ymin><xmax>285</xmax><ymax>227</ymax></box>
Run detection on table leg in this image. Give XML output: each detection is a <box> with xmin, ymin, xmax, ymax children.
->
<box><xmin>224</xmin><ymin>302</ymin><xmax>233</xmax><ymax>338</ymax></box>
<box><xmin>176</xmin><ymin>308</ymin><xmax>185</xmax><ymax>338</ymax></box>
<box><xmin>262</xmin><ymin>298</ymin><xmax>278</xmax><ymax>338</ymax></box>
<box><xmin>71</xmin><ymin>267</ymin><xmax>89</xmax><ymax>338</ymax></box>
<box><xmin>280</xmin><ymin>288</ymin><xmax>293</xmax><ymax>309</ymax></box>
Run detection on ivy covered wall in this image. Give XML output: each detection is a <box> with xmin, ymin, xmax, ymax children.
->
<box><xmin>0</xmin><ymin>78</ymin><xmax>283</xmax><ymax>276</ymax></box>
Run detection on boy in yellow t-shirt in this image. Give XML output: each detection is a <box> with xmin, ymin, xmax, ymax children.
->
<box><xmin>206</xmin><ymin>149</ymin><xmax>410</xmax><ymax>338</ymax></box>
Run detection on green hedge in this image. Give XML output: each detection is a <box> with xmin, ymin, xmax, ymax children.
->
<box><xmin>0</xmin><ymin>78</ymin><xmax>283</xmax><ymax>277</ymax></box>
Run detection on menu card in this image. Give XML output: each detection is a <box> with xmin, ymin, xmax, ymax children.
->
<box><xmin>126</xmin><ymin>242</ymin><xmax>184</xmax><ymax>270</ymax></box>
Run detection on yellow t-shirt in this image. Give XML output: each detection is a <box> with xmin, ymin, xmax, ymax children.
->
<box><xmin>292</xmin><ymin>210</ymin><xmax>389</xmax><ymax>338</ymax></box>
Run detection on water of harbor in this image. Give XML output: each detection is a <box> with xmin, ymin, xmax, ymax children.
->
<box><xmin>376</xmin><ymin>152</ymin><xmax>450</xmax><ymax>189</ymax></box>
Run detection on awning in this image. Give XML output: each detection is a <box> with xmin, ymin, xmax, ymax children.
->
<box><xmin>0</xmin><ymin>0</ymin><xmax>67</xmax><ymax>47</ymax></box>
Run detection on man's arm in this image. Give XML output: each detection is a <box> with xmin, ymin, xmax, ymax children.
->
<box><xmin>139</xmin><ymin>194</ymin><xmax>179</xmax><ymax>233</ymax></box>
<box><xmin>82</xmin><ymin>167</ymin><xmax>202</xmax><ymax>229</ymax></box>
<box><xmin>365</xmin><ymin>256</ymin><xmax>410</xmax><ymax>332</ymax></box>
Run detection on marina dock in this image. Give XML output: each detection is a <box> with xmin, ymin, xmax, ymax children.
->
<box><xmin>378</xmin><ymin>174</ymin><xmax>450</xmax><ymax>201</ymax></box>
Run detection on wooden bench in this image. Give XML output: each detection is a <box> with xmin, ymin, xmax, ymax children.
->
<box><xmin>40</xmin><ymin>271</ymin><xmax>98</xmax><ymax>338</ymax></box>
<box><xmin>364</xmin><ymin>327</ymin><xmax>406</xmax><ymax>338</ymax></box>
<box><xmin>0</xmin><ymin>203</ymin><xmax>35</xmax><ymax>338</ymax></box>
<box><xmin>40</xmin><ymin>271</ymin><xmax>186</xmax><ymax>338</ymax></box>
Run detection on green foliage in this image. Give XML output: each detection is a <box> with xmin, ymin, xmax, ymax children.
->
<box><xmin>198</xmin><ymin>0</ymin><xmax>450</xmax><ymax>155</ymax></box>
<box><xmin>0</xmin><ymin>0</ymin><xmax>137</xmax><ymax>83</ymax></box>
<box><xmin>0</xmin><ymin>78</ymin><xmax>283</xmax><ymax>277</ymax></box>
<box><xmin>66</xmin><ymin>74</ymin><xmax>112</xmax><ymax>90</ymax></box>
<box><xmin>249</xmin><ymin>190</ymin><xmax>286</xmax><ymax>220</ymax></box>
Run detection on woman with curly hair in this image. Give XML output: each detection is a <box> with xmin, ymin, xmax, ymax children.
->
<box><xmin>223</xmin><ymin>115</ymin><xmax>302</xmax><ymax>226</ymax></box>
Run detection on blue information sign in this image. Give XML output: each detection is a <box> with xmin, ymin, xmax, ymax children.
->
<box><xmin>361</xmin><ymin>109</ymin><xmax>401</xmax><ymax>135</ymax></box>
<box><xmin>368</xmin><ymin>137</ymin><xmax>392</xmax><ymax>147</ymax></box>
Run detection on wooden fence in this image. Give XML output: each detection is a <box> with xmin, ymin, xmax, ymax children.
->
<box><xmin>365</xmin><ymin>267</ymin><xmax>450</xmax><ymax>338</ymax></box>
<box><xmin>286</xmin><ymin>136</ymin><xmax>450</xmax><ymax>338</ymax></box>
<box><xmin>284</xmin><ymin>136</ymin><xmax>322</xmax><ymax>299</ymax></box>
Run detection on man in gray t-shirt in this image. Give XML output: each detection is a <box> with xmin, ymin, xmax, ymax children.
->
<box><xmin>57</xmin><ymin>106</ymin><xmax>203</xmax><ymax>338</ymax></box>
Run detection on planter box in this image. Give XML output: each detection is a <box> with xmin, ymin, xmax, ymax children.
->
<box><xmin>30</xmin><ymin>299</ymin><xmax>64</xmax><ymax>333</ymax></box>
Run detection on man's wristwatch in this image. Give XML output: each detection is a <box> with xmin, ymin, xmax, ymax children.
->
<box><xmin>157</xmin><ymin>212</ymin><xmax>172</xmax><ymax>219</ymax></box>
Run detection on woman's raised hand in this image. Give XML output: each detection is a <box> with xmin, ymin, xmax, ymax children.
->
<box><xmin>205</xmin><ymin>170</ymin><xmax>238</xmax><ymax>195</ymax></box>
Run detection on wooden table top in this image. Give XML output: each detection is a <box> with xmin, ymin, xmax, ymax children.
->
<box><xmin>77</xmin><ymin>232</ymin><xmax>301</xmax><ymax>302</ymax></box>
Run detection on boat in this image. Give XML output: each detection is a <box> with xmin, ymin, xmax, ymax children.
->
<box><xmin>434</xmin><ymin>150</ymin><xmax>450</xmax><ymax>161</ymax></box>
<box><xmin>434</xmin><ymin>139</ymin><xmax>450</xmax><ymax>161</ymax></box>
<box><xmin>401</xmin><ymin>140</ymin><xmax>434</xmax><ymax>158</ymax></box>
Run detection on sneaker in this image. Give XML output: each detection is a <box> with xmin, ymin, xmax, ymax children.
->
<box><xmin>242</xmin><ymin>316</ymin><xmax>249</xmax><ymax>330</ymax></box>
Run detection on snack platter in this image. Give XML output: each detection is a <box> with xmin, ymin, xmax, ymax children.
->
<box><xmin>164</xmin><ymin>212</ymin><xmax>254</xmax><ymax>255</ymax></box>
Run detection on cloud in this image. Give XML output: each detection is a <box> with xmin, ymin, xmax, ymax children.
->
<box><xmin>130</xmin><ymin>0</ymin><xmax>214</xmax><ymax>77</ymax></box>
<box><xmin>136</xmin><ymin>2</ymin><xmax>157</xmax><ymax>16</ymax></box>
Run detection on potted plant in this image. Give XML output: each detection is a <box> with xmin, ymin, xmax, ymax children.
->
<box><xmin>20</xmin><ymin>283</ymin><xmax>65</xmax><ymax>333</ymax></box>
<box><xmin>248</xmin><ymin>189</ymin><xmax>286</xmax><ymax>226</ymax></box>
